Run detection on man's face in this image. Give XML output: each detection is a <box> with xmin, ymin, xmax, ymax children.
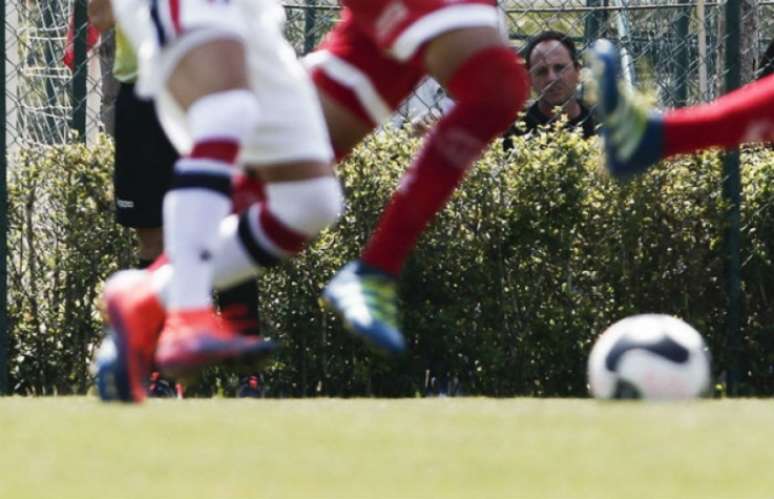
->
<box><xmin>528</xmin><ymin>40</ymin><xmax>580</xmax><ymax>108</ymax></box>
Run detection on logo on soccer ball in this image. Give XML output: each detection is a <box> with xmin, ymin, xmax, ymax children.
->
<box><xmin>588</xmin><ymin>314</ymin><xmax>711</xmax><ymax>400</ymax></box>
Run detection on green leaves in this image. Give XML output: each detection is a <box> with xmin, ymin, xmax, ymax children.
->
<box><xmin>8</xmin><ymin>129</ymin><xmax>774</xmax><ymax>396</ymax></box>
<box><xmin>7</xmin><ymin>136</ymin><xmax>135</xmax><ymax>394</ymax></box>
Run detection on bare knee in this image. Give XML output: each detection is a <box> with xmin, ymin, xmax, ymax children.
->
<box><xmin>318</xmin><ymin>90</ymin><xmax>373</xmax><ymax>162</ymax></box>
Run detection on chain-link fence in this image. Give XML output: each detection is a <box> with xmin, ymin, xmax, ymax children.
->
<box><xmin>3</xmin><ymin>1</ymin><xmax>772</xmax><ymax>152</ymax></box>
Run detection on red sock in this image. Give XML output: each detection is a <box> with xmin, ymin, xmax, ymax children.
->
<box><xmin>664</xmin><ymin>73</ymin><xmax>774</xmax><ymax>157</ymax></box>
<box><xmin>361</xmin><ymin>47</ymin><xmax>528</xmax><ymax>275</ymax></box>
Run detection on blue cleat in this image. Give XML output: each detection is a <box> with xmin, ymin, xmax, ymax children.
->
<box><xmin>321</xmin><ymin>261</ymin><xmax>406</xmax><ymax>355</ymax></box>
<box><xmin>92</xmin><ymin>335</ymin><xmax>127</xmax><ymax>402</ymax></box>
<box><xmin>92</xmin><ymin>269</ymin><xmax>166</xmax><ymax>403</ymax></box>
<box><xmin>589</xmin><ymin>39</ymin><xmax>665</xmax><ymax>178</ymax></box>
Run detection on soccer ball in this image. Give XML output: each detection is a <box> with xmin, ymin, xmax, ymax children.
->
<box><xmin>588</xmin><ymin>314</ymin><xmax>711</xmax><ymax>400</ymax></box>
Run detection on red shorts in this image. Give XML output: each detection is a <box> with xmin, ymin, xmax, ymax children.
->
<box><xmin>305</xmin><ymin>0</ymin><xmax>500</xmax><ymax>126</ymax></box>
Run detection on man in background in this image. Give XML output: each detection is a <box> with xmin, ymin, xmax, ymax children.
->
<box><xmin>407</xmin><ymin>31</ymin><xmax>595</xmax><ymax>145</ymax></box>
<box><xmin>504</xmin><ymin>30</ymin><xmax>596</xmax><ymax>148</ymax></box>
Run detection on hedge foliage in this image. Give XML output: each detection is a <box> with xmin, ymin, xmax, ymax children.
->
<box><xmin>7</xmin><ymin>127</ymin><xmax>774</xmax><ymax>396</ymax></box>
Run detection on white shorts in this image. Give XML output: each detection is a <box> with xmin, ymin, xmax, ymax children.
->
<box><xmin>112</xmin><ymin>0</ymin><xmax>332</xmax><ymax>167</ymax></box>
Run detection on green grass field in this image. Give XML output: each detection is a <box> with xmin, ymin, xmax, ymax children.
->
<box><xmin>1</xmin><ymin>397</ymin><xmax>772</xmax><ymax>499</ymax></box>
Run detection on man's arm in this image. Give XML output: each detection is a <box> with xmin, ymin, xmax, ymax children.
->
<box><xmin>88</xmin><ymin>0</ymin><xmax>115</xmax><ymax>32</ymax></box>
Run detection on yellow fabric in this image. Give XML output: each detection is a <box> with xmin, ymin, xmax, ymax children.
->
<box><xmin>112</xmin><ymin>28</ymin><xmax>138</xmax><ymax>83</ymax></box>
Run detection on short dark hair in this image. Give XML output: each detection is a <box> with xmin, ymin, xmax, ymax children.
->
<box><xmin>522</xmin><ymin>30</ymin><xmax>579</xmax><ymax>69</ymax></box>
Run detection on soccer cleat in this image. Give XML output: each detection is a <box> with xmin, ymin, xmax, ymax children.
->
<box><xmin>321</xmin><ymin>260</ymin><xmax>406</xmax><ymax>355</ymax></box>
<box><xmin>154</xmin><ymin>308</ymin><xmax>277</xmax><ymax>379</ymax></box>
<box><xmin>96</xmin><ymin>269</ymin><xmax>166</xmax><ymax>403</ymax></box>
<box><xmin>588</xmin><ymin>39</ymin><xmax>665</xmax><ymax>178</ymax></box>
<box><xmin>147</xmin><ymin>371</ymin><xmax>177</xmax><ymax>398</ymax></box>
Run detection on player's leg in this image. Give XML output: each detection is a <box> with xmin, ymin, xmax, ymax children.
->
<box><xmin>309</xmin><ymin>3</ymin><xmax>529</xmax><ymax>354</ymax></box>
<box><xmin>134</xmin><ymin>228</ymin><xmax>163</xmax><ymax>268</ymax></box>
<box><xmin>360</xmin><ymin>26</ymin><xmax>528</xmax><ymax>277</ymax></box>
<box><xmin>112</xmin><ymin>79</ymin><xmax>182</xmax><ymax>395</ymax></box>
<box><xmin>316</xmin><ymin>91</ymin><xmax>373</xmax><ymax>161</ymax></box>
<box><xmin>221</xmin><ymin>88</ymin><xmax>369</xmax><ymax>345</ymax></box>
<box><xmin>205</xmin><ymin>3</ymin><xmax>342</xmax><ymax>283</ymax></box>
<box><xmin>172</xmin><ymin>16</ymin><xmax>343</xmax><ymax>359</ymax></box>
<box><xmin>590</xmin><ymin>39</ymin><xmax>774</xmax><ymax>178</ymax></box>
<box><xmin>100</xmin><ymin>79</ymin><xmax>175</xmax><ymax>402</ymax></box>
<box><xmin>139</xmin><ymin>162</ymin><xmax>343</xmax><ymax>372</ymax></box>
<box><xmin>662</xmin><ymin>75</ymin><xmax>774</xmax><ymax>154</ymax></box>
<box><xmin>97</xmin><ymin>0</ymin><xmax>270</xmax><ymax>399</ymax></box>
<box><xmin>303</xmin><ymin>10</ymin><xmax>414</xmax><ymax>160</ymax></box>
<box><xmin>161</xmin><ymin>38</ymin><xmax>253</xmax><ymax>311</ymax></box>
<box><xmin>113</xmin><ymin>80</ymin><xmax>173</xmax><ymax>268</ymax></box>
<box><xmin>305</xmin><ymin>14</ymin><xmax>427</xmax><ymax>353</ymax></box>
<box><xmin>151</xmin><ymin>39</ymin><xmax>282</xmax><ymax>378</ymax></box>
<box><xmin>323</xmin><ymin>25</ymin><xmax>527</xmax><ymax>354</ymax></box>
<box><xmin>311</xmin><ymin>90</ymin><xmax>409</xmax><ymax>353</ymax></box>
<box><xmin>218</xmin><ymin>173</ymin><xmax>264</xmax><ymax>339</ymax></box>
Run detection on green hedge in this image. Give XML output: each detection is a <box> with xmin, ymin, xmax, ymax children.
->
<box><xmin>7</xmin><ymin>128</ymin><xmax>774</xmax><ymax>396</ymax></box>
<box><xmin>7</xmin><ymin>137</ymin><xmax>135</xmax><ymax>394</ymax></box>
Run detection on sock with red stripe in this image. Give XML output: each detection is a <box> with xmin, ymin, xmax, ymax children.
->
<box><xmin>361</xmin><ymin>46</ymin><xmax>528</xmax><ymax>276</ymax></box>
<box><xmin>164</xmin><ymin>90</ymin><xmax>259</xmax><ymax>311</ymax></box>
<box><xmin>211</xmin><ymin>177</ymin><xmax>343</xmax><ymax>289</ymax></box>
<box><xmin>164</xmin><ymin>143</ymin><xmax>235</xmax><ymax>310</ymax></box>
<box><xmin>664</xmin><ymin>73</ymin><xmax>774</xmax><ymax>157</ymax></box>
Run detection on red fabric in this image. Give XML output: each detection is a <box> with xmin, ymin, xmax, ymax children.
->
<box><xmin>148</xmin><ymin>253</ymin><xmax>170</xmax><ymax>271</ymax></box>
<box><xmin>190</xmin><ymin>140</ymin><xmax>240</xmax><ymax>163</ymax></box>
<box><xmin>231</xmin><ymin>173</ymin><xmax>265</xmax><ymax>214</ymax></box>
<box><xmin>63</xmin><ymin>15</ymin><xmax>100</xmax><ymax>71</ymax></box>
<box><xmin>313</xmin><ymin>12</ymin><xmax>424</xmax><ymax>115</ymax></box>
<box><xmin>169</xmin><ymin>0</ymin><xmax>182</xmax><ymax>34</ymax></box>
<box><xmin>311</xmin><ymin>67</ymin><xmax>376</xmax><ymax>129</ymax></box>
<box><xmin>664</xmin><ymin>73</ymin><xmax>774</xmax><ymax>157</ymax></box>
<box><xmin>361</xmin><ymin>47</ymin><xmax>528</xmax><ymax>275</ymax></box>
<box><xmin>341</xmin><ymin>0</ymin><xmax>496</xmax><ymax>50</ymax></box>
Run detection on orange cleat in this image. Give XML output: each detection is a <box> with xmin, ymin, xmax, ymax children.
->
<box><xmin>96</xmin><ymin>270</ymin><xmax>166</xmax><ymax>403</ymax></box>
<box><xmin>154</xmin><ymin>308</ymin><xmax>277</xmax><ymax>379</ymax></box>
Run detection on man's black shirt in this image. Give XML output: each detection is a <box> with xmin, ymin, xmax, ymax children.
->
<box><xmin>503</xmin><ymin>100</ymin><xmax>597</xmax><ymax>150</ymax></box>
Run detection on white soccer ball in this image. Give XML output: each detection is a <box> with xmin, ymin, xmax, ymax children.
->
<box><xmin>588</xmin><ymin>314</ymin><xmax>711</xmax><ymax>400</ymax></box>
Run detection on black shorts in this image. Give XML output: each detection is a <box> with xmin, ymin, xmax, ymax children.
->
<box><xmin>113</xmin><ymin>82</ymin><xmax>178</xmax><ymax>228</ymax></box>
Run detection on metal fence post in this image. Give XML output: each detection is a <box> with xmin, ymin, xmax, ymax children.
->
<box><xmin>303</xmin><ymin>0</ymin><xmax>317</xmax><ymax>55</ymax></box>
<box><xmin>0</xmin><ymin>0</ymin><xmax>8</xmax><ymax>395</ymax></box>
<box><xmin>722</xmin><ymin>0</ymin><xmax>742</xmax><ymax>395</ymax></box>
<box><xmin>71</xmin><ymin>0</ymin><xmax>88</xmax><ymax>140</ymax></box>
<box><xmin>675</xmin><ymin>0</ymin><xmax>691</xmax><ymax>107</ymax></box>
<box><xmin>584</xmin><ymin>0</ymin><xmax>607</xmax><ymax>45</ymax></box>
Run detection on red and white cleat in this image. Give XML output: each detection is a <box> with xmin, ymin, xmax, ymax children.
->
<box><xmin>155</xmin><ymin>308</ymin><xmax>277</xmax><ymax>379</ymax></box>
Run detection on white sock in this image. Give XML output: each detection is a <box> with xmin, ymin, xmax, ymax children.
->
<box><xmin>164</xmin><ymin>187</ymin><xmax>231</xmax><ymax>310</ymax></box>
